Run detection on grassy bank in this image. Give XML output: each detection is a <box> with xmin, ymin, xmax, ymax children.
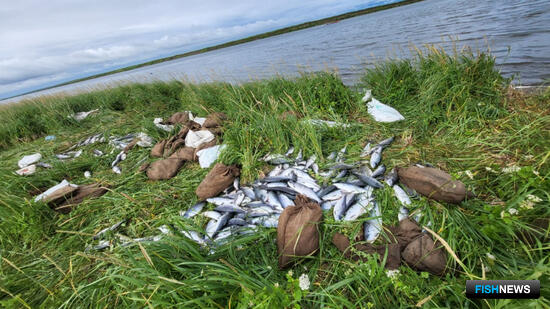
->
<box><xmin>0</xmin><ymin>47</ymin><xmax>549</xmax><ymax>308</ymax></box>
<box><xmin>6</xmin><ymin>0</ymin><xmax>425</xmax><ymax>100</ymax></box>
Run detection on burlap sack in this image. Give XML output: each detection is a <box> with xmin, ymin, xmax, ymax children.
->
<box><xmin>165</xmin><ymin>112</ymin><xmax>190</xmax><ymax>124</ymax></box>
<box><xmin>206</xmin><ymin>127</ymin><xmax>223</xmax><ymax>136</ymax></box>
<box><xmin>397</xmin><ymin>167</ymin><xmax>469</xmax><ymax>204</ymax></box>
<box><xmin>169</xmin><ymin>147</ymin><xmax>196</xmax><ymax>161</ymax></box>
<box><xmin>54</xmin><ymin>183</ymin><xmax>109</xmax><ymax>214</ymax></box>
<box><xmin>402</xmin><ymin>234</ymin><xmax>447</xmax><ymax>275</ymax></box>
<box><xmin>146</xmin><ymin>158</ymin><xmax>185</xmax><ymax>180</ymax></box>
<box><xmin>195</xmin><ymin>163</ymin><xmax>240</xmax><ymax>200</ymax></box>
<box><xmin>151</xmin><ymin>140</ymin><xmax>167</xmax><ymax>157</ymax></box>
<box><xmin>332</xmin><ymin>218</ymin><xmax>432</xmax><ymax>271</ymax></box>
<box><xmin>123</xmin><ymin>139</ymin><xmax>138</xmax><ymax>153</ymax></box>
<box><xmin>203</xmin><ymin>112</ymin><xmax>228</xmax><ymax>128</ymax></box>
<box><xmin>277</xmin><ymin>195</ymin><xmax>323</xmax><ymax>269</ymax></box>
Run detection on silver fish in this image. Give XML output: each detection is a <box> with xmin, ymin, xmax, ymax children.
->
<box><xmin>181</xmin><ymin>230</ymin><xmax>205</xmax><ymax>245</ymax></box>
<box><xmin>295</xmin><ymin>149</ymin><xmax>303</xmax><ymax>162</ymax></box>
<box><xmin>371</xmin><ymin>164</ymin><xmax>386</xmax><ymax>178</ymax></box>
<box><xmin>305</xmin><ymin>155</ymin><xmax>317</xmax><ymax>169</ymax></box>
<box><xmin>288</xmin><ymin>182</ymin><xmax>320</xmax><ymax>203</ymax></box>
<box><xmin>207</xmin><ymin>197</ymin><xmax>234</xmax><ymax>206</ymax></box>
<box><xmin>317</xmin><ymin>185</ymin><xmax>336</xmax><ymax>198</ymax></box>
<box><xmin>235</xmin><ymin>192</ymin><xmax>246</xmax><ymax>206</ymax></box>
<box><xmin>207</xmin><ymin>213</ymin><xmax>230</xmax><ymax>239</ymax></box>
<box><xmin>334</xmin><ymin>170</ymin><xmax>348</xmax><ymax>180</ymax></box>
<box><xmin>283</xmin><ymin>163</ymin><xmax>290</xmax><ymax>169</ymax></box>
<box><xmin>182</xmin><ymin>202</ymin><xmax>205</xmax><ymax>218</ymax></box>
<box><xmin>228</xmin><ymin>218</ymin><xmax>247</xmax><ymax>226</ymax></box>
<box><xmin>321</xmin><ymin>200</ymin><xmax>335</xmax><ymax>211</ymax></box>
<box><xmin>370</xmin><ymin>147</ymin><xmax>382</xmax><ymax>169</ymax></box>
<box><xmin>336</xmin><ymin>146</ymin><xmax>347</xmax><ymax>162</ymax></box>
<box><xmin>265</xmin><ymin>182</ymin><xmax>288</xmax><ymax>188</ymax></box>
<box><xmin>246</xmin><ymin>201</ymin><xmax>273</xmax><ymax>208</ymax></box>
<box><xmin>398</xmin><ymin>206</ymin><xmax>409</xmax><ymax>221</ymax></box>
<box><xmin>241</xmin><ymin>187</ymin><xmax>256</xmax><ymax>199</ymax></box>
<box><xmin>393</xmin><ymin>185</ymin><xmax>411</xmax><ymax>206</ymax></box>
<box><xmin>343</xmin><ymin>194</ymin><xmax>373</xmax><ymax>221</ymax></box>
<box><xmin>333</xmin><ymin>183</ymin><xmax>370</xmax><ymax>194</ymax></box>
<box><xmin>311</xmin><ymin>163</ymin><xmax>319</xmax><ymax>175</ymax></box>
<box><xmin>202</xmin><ymin>211</ymin><xmax>222</xmax><ymax>220</ymax></box>
<box><xmin>353</xmin><ymin>173</ymin><xmax>384</xmax><ymax>189</ymax></box>
<box><xmin>360</xmin><ymin>142</ymin><xmax>372</xmax><ymax>157</ymax></box>
<box><xmin>384</xmin><ymin>168</ymin><xmax>398</xmax><ymax>187</ymax></box>
<box><xmin>329</xmin><ymin>163</ymin><xmax>356</xmax><ymax>170</ymax></box>
<box><xmin>263</xmin><ymin>153</ymin><xmax>292</xmax><ymax>164</ymax></box>
<box><xmin>267</xmin><ymin>191</ymin><xmax>282</xmax><ymax>208</ymax></box>
<box><xmin>111</xmin><ymin>151</ymin><xmax>126</xmax><ymax>167</ymax></box>
<box><xmin>327</xmin><ymin>151</ymin><xmax>337</xmax><ymax>161</ymax></box>
<box><xmin>90</xmin><ymin>240</ymin><xmax>111</xmax><ymax>251</ymax></box>
<box><xmin>333</xmin><ymin>194</ymin><xmax>353</xmax><ymax>221</ymax></box>
<box><xmin>250</xmin><ymin>215</ymin><xmax>278</xmax><ymax>228</ymax></box>
<box><xmin>377</xmin><ymin>136</ymin><xmax>395</xmax><ymax>148</ymax></box>
<box><xmin>254</xmin><ymin>188</ymin><xmax>269</xmax><ymax>203</ymax></box>
<box><xmin>158</xmin><ymin>225</ymin><xmax>171</xmax><ymax>235</ymax></box>
<box><xmin>214</xmin><ymin>205</ymin><xmax>246</xmax><ymax>213</ymax></box>
<box><xmin>112</xmin><ymin>166</ymin><xmax>122</xmax><ymax>174</ymax></box>
<box><xmin>93</xmin><ymin>220</ymin><xmax>124</xmax><ymax>240</ymax></box>
<box><xmin>322</xmin><ymin>189</ymin><xmax>343</xmax><ymax>201</ymax></box>
<box><xmin>262</xmin><ymin>176</ymin><xmax>294</xmax><ymax>183</ymax></box>
<box><xmin>247</xmin><ymin>206</ymin><xmax>273</xmax><ymax>217</ymax></box>
<box><xmin>285</xmin><ymin>147</ymin><xmax>295</xmax><ymax>156</ymax></box>
<box><xmin>364</xmin><ymin>202</ymin><xmax>382</xmax><ymax>243</ymax></box>
<box><xmin>268</xmin><ymin>165</ymin><xmax>283</xmax><ymax>177</ymax></box>
<box><xmin>278</xmin><ymin>193</ymin><xmax>295</xmax><ymax>208</ymax></box>
<box><xmin>233</xmin><ymin>178</ymin><xmax>240</xmax><ymax>191</ymax></box>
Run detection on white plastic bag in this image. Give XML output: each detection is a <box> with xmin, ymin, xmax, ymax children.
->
<box><xmin>18</xmin><ymin>153</ymin><xmax>42</xmax><ymax>168</ymax></box>
<box><xmin>16</xmin><ymin>164</ymin><xmax>36</xmax><ymax>176</ymax></box>
<box><xmin>34</xmin><ymin>180</ymin><xmax>78</xmax><ymax>202</ymax></box>
<box><xmin>367</xmin><ymin>98</ymin><xmax>405</xmax><ymax>123</ymax></box>
<box><xmin>196</xmin><ymin>145</ymin><xmax>227</xmax><ymax>168</ymax></box>
<box><xmin>185</xmin><ymin>130</ymin><xmax>215</xmax><ymax>148</ymax></box>
<box><xmin>153</xmin><ymin>118</ymin><xmax>174</xmax><ymax>132</ymax></box>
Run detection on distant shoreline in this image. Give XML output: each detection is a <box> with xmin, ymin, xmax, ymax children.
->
<box><xmin>3</xmin><ymin>0</ymin><xmax>424</xmax><ymax>101</ymax></box>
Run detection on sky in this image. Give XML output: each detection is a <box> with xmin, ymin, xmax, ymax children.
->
<box><xmin>0</xmin><ymin>0</ymin><xmax>397</xmax><ymax>99</ymax></box>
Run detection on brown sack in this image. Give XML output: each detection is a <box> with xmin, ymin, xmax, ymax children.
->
<box><xmin>206</xmin><ymin>127</ymin><xmax>223</xmax><ymax>136</ymax></box>
<box><xmin>151</xmin><ymin>140</ymin><xmax>167</xmax><ymax>157</ymax></box>
<box><xmin>146</xmin><ymin>158</ymin><xmax>185</xmax><ymax>180</ymax></box>
<box><xmin>277</xmin><ymin>195</ymin><xmax>323</xmax><ymax>269</ymax></box>
<box><xmin>55</xmin><ymin>183</ymin><xmax>109</xmax><ymax>214</ymax></box>
<box><xmin>203</xmin><ymin>112</ymin><xmax>228</xmax><ymax>128</ymax></box>
<box><xmin>195</xmin><ymin>163</ymin><xmax>240</xmax><ymax>200</ymax></box>
<box><xmin>169</xmin><ymin>147</ymin><xmax>196</xmax><ymax>161</ymax></box>
<box><xmin>402</xmin><ymin>234</ymin><xmax>447</xmax><ymax>275</ymax></box>
<box><xmin>397</xmin><ymin>167</ymin><xmax>468</xmax><ymax>204</ymax></box>
<box><xmin>165</xmin><ymin>112</ymin><xmax>190</xmax><ymax>124</ymax></box>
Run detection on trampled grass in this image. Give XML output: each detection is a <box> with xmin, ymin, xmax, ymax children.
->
<box><xmin>0</xmin><ymin>49</ymin><xmax>549</xmax><ymax>308</ymax></box>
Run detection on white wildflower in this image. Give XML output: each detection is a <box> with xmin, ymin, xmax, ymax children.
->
<box><xmin>508</xmin><ymin>208</ymin><xmax>518</xmax><ymax>215</ymax></box>
<box><xmin>274</xmin><ymin>282</ymin><xmax>279</xmax><ymax>288</ymax></box>
<box><xmin>526</xmin><ymin>194</ymin><xmax>542</xmax><ymax>203</ymax></box>
<box><xmin>502</xmin><ymin>165</ymin><xmax>521</xmax><ymax>173</ymax></box>
<box><xmin>533</xmin><ymin>170</ymin><xmax>540</xmax><ymax>176</ymax></box>
<box><xmin>520</xmin><ymin>200</ymin><xmax>534</xmax><ymax>210</ymax></box>
<box><xmin>465</xmin><ymin>170</ymin><xmax>474</xmax><ymax>180</ymax></box>
<box><xmin>485</xmin><ymin>167</ymin><xmax>496</xmax><ymax>173</ymax></box>
<box><xmin>287</xmin><ymin>270</ymin><xmax>293</xmax><ymax>277</ymax></box>
<box><xmin>267</xmin><ymin>265</ymin><xmax>272</xmax><ymax>270</ymax></box>
<box><xmin>386</xmin><ymin>269</ymin><xmax>400</xmax><ymax>279</ymax></box>
<box><xmin>298</xmin><ymin>273</ymin><xmax>310</xmax><ymax>291</ymax></box>
<box><xmin>483</xmin><ymin>265</ymin><xmax>491</xmax><ymax>273</ymax></box>
<box><xmin>486</xmin><ymin>253</ymin><xmax>496</xmax><ymax>261</ymax></box>
<box><xmin>525</xmin><ymin>155</ymin><xmax>534</xmax><ymax>160</ymax></box>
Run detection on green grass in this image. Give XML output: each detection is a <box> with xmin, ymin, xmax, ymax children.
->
<box><xmin>0</xmin><ymin>48</ymin><xmax>549</xmax><ymax>308</ymax></box>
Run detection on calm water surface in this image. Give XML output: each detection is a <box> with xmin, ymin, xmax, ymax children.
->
<box><xmin>4</xmin><ymin>0</ymin><xmax>550</xmax><ymax>103</ymax></box>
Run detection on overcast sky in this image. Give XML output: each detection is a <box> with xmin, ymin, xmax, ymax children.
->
<box><xmin>0</xmin><ymin>0</ymin><xmax>396</xmax><ymax>99</ymax></box>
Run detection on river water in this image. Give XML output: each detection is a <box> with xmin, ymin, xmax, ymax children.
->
<box><xmin>4</xmin><ymin>0</ymin><xmax>550</xmax><ymax>103</ymax></box>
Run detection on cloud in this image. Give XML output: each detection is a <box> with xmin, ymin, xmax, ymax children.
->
<box><xmin>0</xmin><ymin>0</ymin><xmax>393</xmax><ymax>99</ymax></box>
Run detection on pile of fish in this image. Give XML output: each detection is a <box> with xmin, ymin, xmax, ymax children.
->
<box><xmin>88</xmin><ymin>135</ymin><xmax>427</xmax><ymax>251</ymax></box>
